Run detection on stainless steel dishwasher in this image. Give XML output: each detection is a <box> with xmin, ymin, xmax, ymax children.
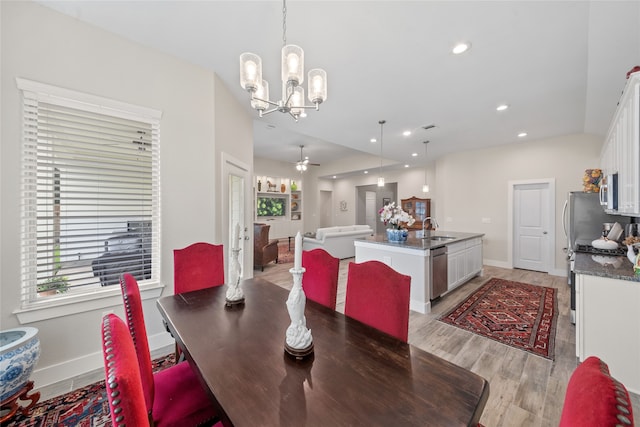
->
<box><xmin>430</xmin><ymin>246</ymin><xmax>448</xmax><ymax>299</ymax></box>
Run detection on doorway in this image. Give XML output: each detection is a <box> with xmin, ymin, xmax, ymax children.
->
<box><xmin>365</xmin><ymin>191</ymin><xmax>377</xmax><ymax>232</ymax></box>
<box><xmin>319</xmin><ymin>190</ymin><xmax>332</xmax><ymax>228</ymax></box>
<box><xmin>222</xmin><ymin>153</ymin><xmax>252</xmax><ymax>280</ymax></box>
<box><xmin>509</xmin><ymin>180</ymin><xmax>555</xmax><ymax>273</ymax></box>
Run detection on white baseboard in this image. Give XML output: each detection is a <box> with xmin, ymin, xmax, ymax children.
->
<box><xmin>483</xmin><ymin>259</ymin><xmax>567</xmax><ymax>278</ymax></box>
<box><xmin>31</xmin><ymin>331</ymin><xmax>175</xmax><ymax>390</ymax></box>
<box><xmin>483</xmin><ymin>259</ymin><xmax>511</xmax><ymax>269</ymax></box>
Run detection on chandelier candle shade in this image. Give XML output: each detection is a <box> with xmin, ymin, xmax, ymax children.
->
<box><xmin>239</xmin><ymin>0</ymin><xmax>327</xmax><ymax>121</ymax></box>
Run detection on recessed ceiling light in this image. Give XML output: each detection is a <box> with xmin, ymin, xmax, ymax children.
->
<box><xmin>403</xmin><ymin>130</ymin><xmax>411</xmax><ymax>137</ymax></box>
<box><xmin>404</xmin><ymin>164</ymin><xmax>409</xmax><ymax>168</ymax></box>
<box><xmin>364</xmin><ymin>171</ymin><xmax>368</xmax><ymax>174</ymax></box>
<box><xmin>411</xmin><ymin>152</ymin><xmax>418</xmax><ymax>157</ymax></box>
<box><xmin>452</xmin><ymin>42</ymin><xmax>471</xmax><ymax>54</ymax></box>
<box><xmin>496</xmin><ymin>104</ymin><xmax>509</xmax><ymax>111</ymax></box>
<box><xmin>332</xmin><ymin>175</ymin><xmax>337</xmax><ymax>179</ymax></box>
<box><xmin>370</xmin><ymin>138</ymin><xmax>377</xmax><ymax>143</ymax></box>
<box><xmin>518</xmin><ymin>132</ymin><xmax>528</xmax><ymax>138</ymax></box>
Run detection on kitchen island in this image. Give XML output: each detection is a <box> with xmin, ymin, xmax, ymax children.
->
<box><xmin>354</xmin><ymin>231</ymin><xmax>483</xmax><ymax>314</ymax></box>
<box><xmin>573</xmin><ymin>252</ymin><xmax>640</xmax><ymax>394</ymax></box>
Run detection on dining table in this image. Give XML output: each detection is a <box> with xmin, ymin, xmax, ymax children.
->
<box><xmin>156</xmin><ymin>277</ymin><xmax>490</xmax><ymax>426</ymax></box>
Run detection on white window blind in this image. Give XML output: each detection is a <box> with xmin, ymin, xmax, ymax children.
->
<box><xmin>18</xmin><ymin>79</ymin><xmax>161</xmax><ymax>306</ymax></box>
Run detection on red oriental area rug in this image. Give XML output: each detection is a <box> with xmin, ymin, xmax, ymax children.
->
<box><xmin>439</xmin><ymin>277</ymin><xmax>557</xmax><ymax>359</ymax></box>
<box><xmin>3</xmin><ymin>354</ymin><xmax>175</xmax><ymax>427</ymax></box>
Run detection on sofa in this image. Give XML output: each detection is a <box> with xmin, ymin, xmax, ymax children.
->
<box><xmin>302</xmin><ymin>225</ymin><xmax>374</xmax><ymax>259</ymax></box>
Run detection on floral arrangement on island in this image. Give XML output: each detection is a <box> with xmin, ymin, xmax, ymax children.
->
<box><xmin>379</xmin><ymin>202</ymin><xmax>415</xmax><ymax>230</ymax></box>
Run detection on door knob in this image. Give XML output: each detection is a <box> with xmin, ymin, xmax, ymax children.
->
<box><xmin>543</xmin><ymin>231</ymin><xmax>548</xmax><ymax>235</ymax></box>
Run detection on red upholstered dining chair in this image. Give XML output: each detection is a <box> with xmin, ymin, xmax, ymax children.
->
<box><xmin>173</xmin><ymin>242</ymin><xmax>224</xmax><ymax>294</ymax></box>
<box><xmin>172</xmin><ymin>242</ymin><xmax>225</xmax><ymax>359</ymax></box>
<box><xmin>302</xmin><ymin>248</ymin><xmax>339</xmax><ymax>310</ymax></box>
<box><xmin>344</xmin><ymin>260</ymin><xmax>411</xmax><ymax>342</ymax></box>
<box><xmin>101</xmin><ymin>313</ymin><xmax>151</xmax><ymax>427</ymax></box>
<box><xmin>119</xmin><ymin>273</ymin><xmax>219</xmax><ymax>426</ymax></box>
<box><xmin>559</xmin><ymin>356</ymin><xmax>634</xmax><ymax>427</ymax></box>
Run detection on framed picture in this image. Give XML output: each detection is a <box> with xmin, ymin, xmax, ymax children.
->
<box><xmin>383</xmin><ymin>198</ymin><xmax>391</xmax><ymax>206</ymax></box>
<box><xmin>340</xmin><ymin>200</ymin><xmax>347</xmax><ymax>211</ymax></box>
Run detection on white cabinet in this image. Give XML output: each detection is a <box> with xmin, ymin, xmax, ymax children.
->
<box><xmin>447</xmin><ymin>238</ymin><xmax>483</xmax><ymax>292</ymax></box>
<box><xmin>576</xmin><ymin>273</ymin><xmax>640</xmax><ymax>394</ymax></box>
<box><xmin>600</xmin><ymin>72</ymin><xmax>640</xmax><ymax>216</ymax></box>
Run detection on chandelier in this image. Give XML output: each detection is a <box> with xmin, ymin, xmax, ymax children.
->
<box><xmin>239</xmin><ymin>0</ymin><xmax>327</xmax><ymax>122</ymax></box>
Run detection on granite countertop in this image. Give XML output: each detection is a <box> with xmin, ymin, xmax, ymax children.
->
<box><xmin>574</xmin><ymin>252</ymin><xmax>640</xmax><ymax>282</ymax></box>
<box><xmin>356</xmin><ymin>231</ymin><xmax>484</xmax><ymax>251</ymax></box>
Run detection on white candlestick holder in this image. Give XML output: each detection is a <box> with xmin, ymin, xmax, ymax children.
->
<box><xmin>284</xmin><ymin>267</ymin><xmax>314</xmax><ymax>359</ymax></box>
<box><xmin>225</xmin><ymin>248</ymin><xmax>245</xmax><ymax>307</ymax></box>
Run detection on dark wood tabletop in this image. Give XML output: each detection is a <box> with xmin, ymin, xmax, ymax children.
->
<box><xmin>157</xmin><ymin>277</ymin><xmax>489</xmax><ymax>427</ymax></box>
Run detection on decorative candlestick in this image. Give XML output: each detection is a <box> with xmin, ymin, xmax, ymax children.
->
<box><xmin>226</xmin><ymin>224</ymin><xmax>245</xmax><ymax>307</ymax></box>
<box><xmin>284</xmin><ymin>232</ymin><xmax>313</xmax><ymax>359</ymax></box>
<box><xmin>294</xmin><ymin>232</ymin><xmax>302</xmax><ymax>271</ymax></box>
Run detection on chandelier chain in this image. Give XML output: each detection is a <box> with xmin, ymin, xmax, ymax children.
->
<box><xmin>282</xmin><ymin>0</ymin><xmax>287</xmax><ymax>47</ymax></box>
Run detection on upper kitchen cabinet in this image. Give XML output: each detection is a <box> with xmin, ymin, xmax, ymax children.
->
<box><xmin>600</xmin><ymin>71</ymin><xmax>640</xmax><ymax>216</ymax></box>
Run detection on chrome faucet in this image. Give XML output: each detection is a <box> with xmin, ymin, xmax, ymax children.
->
<box><xmin>423</xmin><ymin>216</ymin><xmax>439</xmax><ymax>234</ymax></box>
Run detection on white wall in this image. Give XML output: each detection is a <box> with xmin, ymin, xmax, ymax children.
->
<box><xmin>1</xmin><ymin>1</ymin><xmax>252</xmax><ymax>387</ymax></box>
<box><xmin>322</xmin><ymin>133</ymin><xmax>603</xmax><ymax>274</ymax></box>
<box><xmin>435</xmin><ymin>133</ymin><xmax>603</xmax><ymax>273</ymax></box>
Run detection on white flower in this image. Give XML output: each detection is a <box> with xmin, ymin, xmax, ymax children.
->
<box><xmin>378</xmin><ymin>202</ymin><xmax>415</xmax><ymax>229</ymax></box>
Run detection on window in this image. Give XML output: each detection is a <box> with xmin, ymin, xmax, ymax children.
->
<box><xmin>17</xmin><ymin>79</ymin><xmax>161</xmax><ymax>312</ymax></box>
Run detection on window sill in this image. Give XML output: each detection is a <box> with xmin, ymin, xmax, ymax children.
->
<box><xmin>14</xmin><ymin>281</ymin><xmax>165</xmax><ymax>324</ymax></box>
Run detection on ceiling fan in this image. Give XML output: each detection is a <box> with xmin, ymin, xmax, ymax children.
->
<box><xmin>295</xmin><ymin>145</ymin><xmax>320</xmax><ymax>172</ymax></box>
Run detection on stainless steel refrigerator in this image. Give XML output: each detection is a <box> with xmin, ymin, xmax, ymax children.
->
<box><xmin>562</xmin><ymin>191</ymin><xmax>626</xmax><ymax>323</ymax></box>
<box><xmin>563</xmin><ymin>191</ymin><xmax>621</xmax><ymax>253</ymax></box>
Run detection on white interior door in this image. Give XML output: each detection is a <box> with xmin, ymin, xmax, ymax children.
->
<box><xmin>223</xmin><ymin>153</ymin><xmax>252</xmax><ymax>280</ymax></box>
<box><xmin>319</xmin><ymin>190</ymin><xmax>332</xmax><ymax>227</ymax></box>
<box><xmin>513</xmin><ymin>182</ymin><xmax>551</xmax><ymax>272</ymax></box>
<box><xmin>365</xmin><ymin>191</ymin><xmax>377</xmax><ymax>232</ymax></box>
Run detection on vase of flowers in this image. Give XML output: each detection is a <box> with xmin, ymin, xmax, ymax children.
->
<box><xmin>379</xmin><ymin>202</ymin><xmax>415</xmax><ymax>242</ymax></box>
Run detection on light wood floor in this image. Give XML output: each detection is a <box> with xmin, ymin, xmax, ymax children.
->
<box><xmin>255</xmin><ymin>260</ymin><xmax>640</xmax><ymax>427</ymax></box>
<box><xmin>35</xmin><ymin>260</ymin><xmax>639</xmax><ymax>426</ymax></box>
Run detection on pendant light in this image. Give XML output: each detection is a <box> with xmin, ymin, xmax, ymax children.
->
<box><xmin>378</xmin><ymin>120</ymin><xmax>385</xmax><ymax>187</ymax></box>
<box><xmin>422</xmin><ymin>141</ymin><xmax>430</xmax><ymax>193</ymax></box>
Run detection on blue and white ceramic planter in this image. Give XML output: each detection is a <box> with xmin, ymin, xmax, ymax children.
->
<box><xmin>0</xmin><ymin>327</ymin><xmax>40</xmax><ymax>401</ymax></box>
<box><xmin>386</xmin><ymin>228</ymin><xmax>408</xmax><ymax>242</ymax></box>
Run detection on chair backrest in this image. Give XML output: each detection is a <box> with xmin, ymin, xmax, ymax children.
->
<box><xmin>254</xmin><ymin>223</ymin><xmax>271</xmax><ymax>250</ymax></box>
<box><xmin>344</xmin><ymin>260</ymin><xmax>411</xmax><ymax>342</ymax></box>
<box><xmin>119</xmin><ymin>273</ymin><xmax>155</xmax><ymax>416</ymax></box>
<box><xmin>559</xmin><ymin>356</ymin><xmax>635</xmax><ymax>427</ymax></box>
<box><xmin>302</xmin><ymin>248</ymin><xmax>339</xmax><ymax>310</ymax></box>
<box><xmin>101</xmin><ymin>313</ymin><xmax>151</xmax><ymax>427</ymax></box>
<box><xmin>173</xmin><ymin>242</ymin><xmax>224</xmax><ymax>294</ymax></box>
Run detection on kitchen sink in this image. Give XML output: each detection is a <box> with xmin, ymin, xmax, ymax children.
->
<box><xmin>430</xmin><ymin>236</ymin><xmax>456</xmax><ymax>241</ymax></box>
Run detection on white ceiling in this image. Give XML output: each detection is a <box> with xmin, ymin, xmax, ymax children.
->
<box><xmin>38</xmin><ymin>1</ymin><xmax>640</xmax><ymax>174</ymax></box>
